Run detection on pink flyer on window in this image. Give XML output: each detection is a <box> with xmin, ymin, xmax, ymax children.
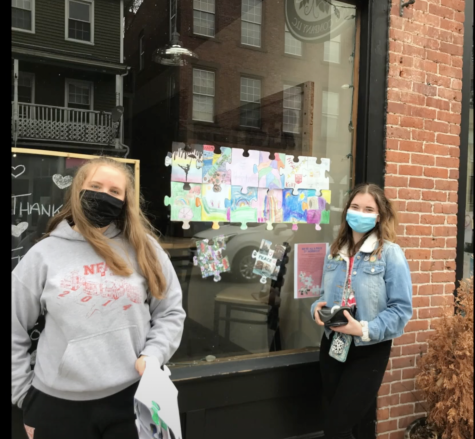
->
<box><xmin>294</xmin><ymin>243</ymin><xmax>328</xmax><ymax>299</ymax></box>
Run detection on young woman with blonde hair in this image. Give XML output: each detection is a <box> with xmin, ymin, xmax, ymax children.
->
<box><xmin>311</xmin><ymin>183</ymin><xmax>413</xmax><ymax>439</ymax></box>
<box><xmin>12</xmin><ymin>157</ymin><xmax>186</xmax><ymax>439</ymax></box>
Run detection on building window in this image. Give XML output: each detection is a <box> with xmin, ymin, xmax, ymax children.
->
<box><xmin>193</xmin><ymin>0</ymin><xmax>215</xmax><ymax>37</ymax></box>
<box><xmin>12</xmin><ymin>0</ymin><xmax>35</xmax><ymax>32</ymax></box>
<box><xmin>240</xmin><ymin>77</ymin><xmax>261</xmax><ymax>128</ymax></box>
<box><xmin>139</xmin><ymin>32</ymin><xmax>145</xmax><ymax>71</ymax></box>
<box><xmin>18</xmin><ymin>73</ymin><xmax>35</xmax><ymax>103</ymax></box>
<box><xmin>283</xmin><ymin>85</ymin><xmax>302</xmax><ymax>134</ymax></box>
<box><xmin>241</xmin><ymin>0</ymin><xmax>262</xmax><ymax>47</ymax></box>
<box><xmin>284</xmin><ymin>24</ymin><xmax>302</xmax><ymax>56</ymax></box>
<box><xmin>192</xmin><ymin>69</ymin><xmax>215</xmax><ymax>122</ymax></box>
<box><xmin>65</xmin><ymin>79</ymin><xmax>93</xmax><ymax>110</ymax></box>
<box><xmin>321</xmin><ymin>90</ymin><xmax>339</xmax><ymax>138</ymax></box>
<box><xmin>324</xmin><ymin>35</ymin><xmax>341</xmax><ymax>64</ymax></box>
<box><xmin>170</xmin><ymin>0</ymin><xmax>177</xmax><ymax>34</ymax></box>
<box><xmin>66</xmin><ymin>0</ymin><xmax>94</xmax><ymax>43</ymax></box>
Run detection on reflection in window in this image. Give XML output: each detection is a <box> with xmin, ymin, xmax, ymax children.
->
<box><xmin>12</xmin><ymin>0</ymin><xmax>34</xmax><ymax>31</ymax></box>
<box><xmin>17</xmin><ymin>73</ymin><xmax>35</xmax><ymax>103</ymax></box>
<box><xmin>283</xmin><ymin>85</ymin><xmax>302</xmax><ymax>134</ymax></box>
<box><xmin>241</xmin><ymin>0</ymin><xmax>262</xmax><ymax>47</ymax></box>
<box><xmin>170</xmin><ymin>0</ymin><xmax>177</xmax><ymax>34</ymax></box>
<box><xmin>67</xmin><ymin>0</ymin><xmax>93</xmax><ymax>43</ymax></box>
<box><xmin>240</xmin><ymin>77</ymin><xmax>261</xmax><ymax>128</ymax></box>
<box><xmin>192</xmin><ymin>69</ymin><xmax>215</xmax><ymax>122</ymax></box>
<box><xmin>139</xmin><ymin>32</ymin><xmax>145</xmax><ymax>71</ymax></box>
<box><xmin>193</xmin><ymin>0</ymin><xmax>215</xmax><ymax>37</ymax></box>
<box><xmin>284</xmin><ymin>24</ymin><xmax>302</xmax><ymax>57</ymax></box>
<box><xmin>66</xmin><ymin>80</ymin><xmax>92</xmax><ymax>110</ymax></box>
<box><xmin>324</xmin><ymin>35</ymin><xmax>341</xmax><ymax>64</ymax></box>
<box><xmin>321</xmin><ymin>90</ymin><xmax>339</xmax><ymax>138</ymax></box>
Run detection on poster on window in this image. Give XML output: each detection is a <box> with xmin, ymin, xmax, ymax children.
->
<box><xmin>294</xmin><ymin>243</ymin><xmax>328</xmax><ymax>299</ymax></box>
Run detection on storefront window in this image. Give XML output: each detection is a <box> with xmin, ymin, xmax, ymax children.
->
<box><xmin>122</xmin><ymin>0</ymin><xmax>360</xmax><ymax>365</ymax></box>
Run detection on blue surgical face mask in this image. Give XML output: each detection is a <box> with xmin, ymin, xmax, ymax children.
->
<box><xmin>346</xmin><ymin>210</ymin><xmax>378</xmax><ymax>234</ymax></box>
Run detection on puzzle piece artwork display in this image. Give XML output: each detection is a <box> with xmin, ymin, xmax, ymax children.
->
<box><xmin>193</xmin><ymin>236</ymin><xmax>230</xmax><ymax>282</ymax></box>
<box><xmin>164</xmin><ymin>143</ymin><xmax>331</xmax><ymax>230</ymax></box>
<box><xmin>202</xmin><ymin>145</ymin><xmax>232</xmax><ymax>187</ymax></box>
<box><xmin>251</xmin><ymin>239</ymin><xmax>286</xmax><ymax>284</ymax></box>
<box><xmin>230</xmin><ymin>186</ymin><xmax>258</xmax><ymax>229</ymax></box>
<box><xmin>165</xmin><ymin>142</ymin><xmax>203</xmax><ymax>188</ymax></box>
<box><xmin>229</xmin><ymin>148</ymin><xmax>259</xmax><ymax>193</ymax></box>
<box><xmin>164</xmin><ymin>182</ymin><xmax>202</xmax><ymax>230</ymax></box>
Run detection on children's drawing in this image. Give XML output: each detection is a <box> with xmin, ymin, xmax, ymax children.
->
<box><xmin>282</xmin><ymin>156</ymin><xmax>331</xmax><ymax>194</ymax></box>
<box><xmin>229</xmin><ymin>148</ymin><xmax>259</xmax><ymax>193</ymax></box>
<box><xmin>257</xmin><ymin>188</ymin><xmax>283</xmax><ymax>230</ymax></box>
<box><xmin>202</xmin><ymin>145</ymin><xmax>231</xmax><ymax>189</ymax></box>
<box><xmin>251</xmin><ymin>239</ymin><xmax>286</xmax><ymax>284</ymax></box>
<box><xmin>230</xmin><ymin>186</ymin><xmax>258</xmax><ymax>229</ymax></box>
<box><xmin>201</xmin><ymin>183</ymin><xmax>231</xmax><ymax>228</ymax></box>
<box><xmin>164</xmin><ymin>182</ymin><xmax>202</xmax><ymax>229</ymax></box>
<box><xmin>283</xmin><ymin>188</ymin><xmax>317</xmax><ymax>230</ymax></box>
<box><xmin>258</xmin><ymin>152</ymin><xmax>286</xmax><ymax>189</ymax></box>
<box><xmin>193</xmin><ymin>236</ymin><xmax>230</xmax><ymax>282</ymax></box>
<box><xmin>166</xmin><ymin>142</ymin><xmax>203</xmax><ymax>185</ymax></box>
<box><xmin>306</xmin><ymin>194</ymin><xmax>330</xmax><ymax>230</ymax></box>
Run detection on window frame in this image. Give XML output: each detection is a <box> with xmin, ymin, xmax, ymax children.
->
<box><xmin>282</xmin><ymin>83</ymin><xmax>303</xmax><ymax>134</ymax></box>
<box><xmin>323</xmin><ymin>35</ymin><xmax>342</xmax><ymax>64</ymax></box>
<box><xmin>320</xmin><ymin>89</ymin><xmax>340</xmax><ymax>139</ymax></box>
<box><xmin>192</xmin><ymin>68</ymin><xmax>216</xmax><ymax>123</ymax></box>
<box><xmin>240</xmin><ymin>0</ymin><xmax>262</xmax><ymax>48</ymax></box>
<box><xmin>139</xmin><ymin>32</ymin><xmax>145</xmax><ymax>71</ymax></box>
<box><xmin>170</xmin><ymin>0</ymin><xmax>177</xmax><ymax>35</ymax></box>
<box><xmin>284</xmin><ymin>24</ymin><xmax>302</xmax><ymax>57</ymax></box>
<box><xmin>17</xmin><ymin>72</ymin><xmax>36</xmax><ymax>104</ymax></box>
<box><xmin>64</xmin><ymin>78</ymin><xmax>94</xmax><ymax>111</ymax></box>
<box><xmin>12</xmin><ymin>0</ymin><xmax>35</xmax><ymax>34</ymax></box>
<box><xmin>193</xmin><ymin>0</ymin><xmax>216</xmax><ymax>38</ymax></box>
<box><xmin>239</xmin><ymin>76</ymin><xmax>261</xmax><ymax>128</ymax></box>
<box><xmin>65</xmin><ymin>0</ymin><xmax>95</xmax><ymax>45</ymax></box>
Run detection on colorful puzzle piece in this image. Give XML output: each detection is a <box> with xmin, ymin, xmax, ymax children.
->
<box><xmin>193</xmin><ymin>236</ymin><xmax>230</xmax><ymax>282</ymax></box>
<box><xmin>257</xmin><ymin>188</ymin><xmax>283</xmax><ymax>230</ymax></box>
<box><xmin>281</xmin><ymin>156</ymin><xmax>331</xmax><ymax>195</ymax></box>
<box><xmin>251</xmin><ymin>239</ymin><xmax>286</xmax><ymax>284</ymax></box>
<box><xmin>228</xmin><ymin>148</ymin><xmax>259</xmax><ymax>194</ymax></box>
<box><xmin>166</xmin><ymin>142</ymin><xmax>203</xmax><ymax>188</ymax></box>
<box><xmin>230</xmin><ymin>186</ymin><xmax>258</xmax><ymax>230</ymax></box>
<box><xmin>164</xmin><ymin>182</ymin><xmax>202</xmax><ymax>230</ymax></box>
<box><xmin>258</xmin><ymin>151</ymin><xmax>286</xmax><ymax>189</ymax></box>
<box><xmin>201</xmin><ymin>183</ymin><xmax>231</xmax><ymax>229</ymax></box>
<box><xmin>202</xmin><ymin>145</ymin><xmax>231</xmax><ymax>187</ymax></box>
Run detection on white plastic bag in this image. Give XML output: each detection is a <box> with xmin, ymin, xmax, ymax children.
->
<box><xmin>134</xmin><ymin>357</ymin><xmax>182</xmax><ymax>439</ymax></box>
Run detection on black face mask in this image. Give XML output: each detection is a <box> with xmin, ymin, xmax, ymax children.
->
<box><xmin>80</xmin><ymin>190</ymin><xmax>124</xmax><ymax>228</ymax></box>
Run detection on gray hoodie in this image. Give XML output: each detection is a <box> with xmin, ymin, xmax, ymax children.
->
<box><xmin>12</xmin><ymin>220</ymin><xmax>186</xmax><ymax>407</ymax></box>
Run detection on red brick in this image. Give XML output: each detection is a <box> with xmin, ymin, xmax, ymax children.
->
<box><xmin>403</xmin><ymin>367</ymin><xmax>421</xmax><ymax>380</ymax></box>
<box><xmin>413</xmin><ymin>296</ymin><xmax>430</xmax><ymax>307</ymax></box>
<box><xmin>412</xmin><ymin>130</ymin><xmax>435</xmax><ymax>142</ymax></box>
<box><xmin>440</xmin><ymin>203</ymin><xmax>458</xmax><ymax>214</ymax></box>
<box><xmin>440</xmin><ymin>18</ymin><xmax>463</xmax><ymax>33</ymax></box>
<box><xmin>440</xmin><ymin>41</ymin><xmax>464</xmax><ymax>57</ymax></box>
<box><xmin>399</xmin><ymin>189</ymin><xmax>422</xmax><ymax>200</ymax></box>
<box><xmin>433</xmin><ymin>226</ymin><xmax>457</xmax><ymax>237</ymax></box>
<box><xmin>400</xmin><ymin>140</ymin><xmax>423</xmax><ymax>152</ymax></box>
<box><xmin>387</xmin><ymin>114</ymin><xmax>400</xmax><ymax>125</ymax></box>
<box><xmin>382</xmin><ymin>369</ymin><xmax>402</xmax><ymax>384</ymax></box>
<box><xmin>435</xmin><ymin>180</ymin><xmax>458</xmax><ymax>191</ymax></box>
<box><xmin>424</xmin><ymin>119</ymin><xmax>450</xmax><ymax>133</ymax></box>
<box><xmin>451</xmin><ymin>78</ymin><xmax>463</xmax><ymax>90</ymax></box>
<box><xmin>402</xmin><ymin>343</ymin><xmax>427</xmax><ymax>356</ymax></box>
<box><xmin>420</xmin><ymin>237</ymin><xmax>445</xmax><ymax>248</ymax></box>
<box><xmin>440</xmin><ymin>0</ymin><xmax>464</xmax><ymax>12</ymax></box>
<box><xmin>378</xmin><ymin>408</ymin><xmax>390</xmax><ymax>421</ymax></box>
<box><xmin>405</xmin><ymin>321</ymin><xmax>429</xmax><ymax>333</ymax></box>
<box><xmin>394</xmin><ymin>333</ymin><xmax>416</xmax><ymax>346</ymax></box>
<box><xmin>448</xmin><ymin>192</ymin><xmax>458</xmax><ymax>202</ymax></box>
<box><xmin>399</xmin><ymin>213</ymin><xmax>420</xmax><ymax>224</ymax></box>
<box><xmin>429</xmin><ymin>4</ymin><xmax>454</xmax><ymax>19</ymax></box>
<box><xmin>387</xmin><ymin>163</ymin><xmax>398</xmax><ymax>174</ymax></box>
<box><xmin>426</xmin><ymin>97</ymin><xmax>450</xmax><ymax>111</ymax></box>
<box><xmin>450</xmin><ymin>125</ymin><xmax>461</xmax><ymax>135</ymax></box>
<box><xmin>452</xmin><ymin>55</ymin><xmax>463</xmax><ymax>67</ymax></box>
<box><xmin>390</xmin><ymin>403</ymin><xmax>415</xmax><ymax>418</ymax></box>
<box><xmin>421</xmin><ymin>191</ymin><xmax>447</xmax><ymax>202</ymax></box>
<box><xmin>417</xmin><ymin>330</ymin><xmax>436</xmax><ymax>342</ymax></box>
<box><xmin>415</xmin><ymin>59</ymin><xmax>438</xmax><ymax>74</ymax></box>
<box><xmin>401</xmin><ymin>116</ymin><xmax>424</xmax><ymax>129</ymax></box>
<box><xmin>439</xmin><ymin>64</ymin><xmax>463</xmax><ymax>79</ymax></box>
<box><xmin>446</xmin><ymin>237</ymin><xmax>457</xmax><ymax>246</ymax></box>
<box><xmin>454</xmin><ymin>11</ymin><xmax>464</xmax><ymax>22</ymax></box>
<box><xmin>424</xmin><ymin>167</ymin><xmax>448</xmax><ymax>178</ymax></box>
<box><xmin>399</xmin><ymin>415</ymin><xmax>426</xmax><ymax>429</ymax></box>
<box><xmin>421</xmin><ymin>215</ymin><xmax>446</xmax><ymax>225</ymax></box>
<box><xmin>379</xmin><ymin>383</ymin><xmax>390</xmax><ymax>397</ymax></box>
<box><xmin>399</xmin><ymin>165</ymin><xmax>423</xmax><ymax>176</ymax></box>
<box><xmin>385</xmin><ymin>188</ymin><xmax>398</xmax><ymax>199</ymax></box>
<box><xmin>437</xmin><ymin>110</ymin><xmax>461</xmax><ymax>124</ymax></box>
<box><xmin>437</xmin><ymin>88</ymin><xmax>460</xmax><ymax>101</ymax></box>
<box><xmin>411</xmin><ymin>273</ymin><xmax>431</xmax><ymax>283</ymax></box>
<box><xmin>387</xmin><ymin>150</ymin><xmax>410</xmax><ymax>163</ymax></box>
<box><xmin>415</xmin><ymin>402</ymin><xmax>428</xmax><ymax>414</ymax></box>
<box><xmin>425</xmin><ymin>49</ymin><xmax>451</xmax><ymax>65</ymax></box>
<box><xmin>377</xmin><ymin>420</ymin><xmax>398</xmax><ymax>434</ymax></box>
<box><xmin>389</xmin><ymin>431</ymin><xmax>405</xmax><ymax>439</ymax></box>
<box><xmin>386</xmin><ymin>175</ymin><xmax>408</xmax><ymax>187</ymax></box>
<box><xmin>438</xmin><ymin>28</ymin><xmax>454</xmax><ymax>43</ymax></box>
<box><xmin>423</xmin><ymin>143</ymin><xmax>450</xmax><ymax>156</ymax></box>
<box><xmin>431</xmin><ymin>271</ymin><xmax>456</xmax><ymax>283</ymax></box>
<box><xmin>388</xmin><ymin>126</ymin><xmax>412</xmax><ymax>140</ymax></box>
<box><xmin>406</xmin><ymin>201</ymin><xmax>432</xmax><ymax>212</ymax></box>
<box><xmin>378</xmin><ymin>394</ymin><xmax>400</xmax><ymax>408</ymax></box>
<box><xmin>437</xmin><ymin>133</ymin><xmax>461</xmax><ymax>147</ymax></box>
<box><xmin>408</xmin><ymin>260</ymin><xmax>420</xmax><ymax>272</ymax></box>
<box><xmin>390</xmin><ymin>346</ymin><xmax>402</xmax><ymax>358</ymax></box>
<box><xmin>401</xmin><ymin>92</ymin><xmax>426</xmax><ymax>106</ymax></box>
<box><xmin>388</xmin><ymin>77</ymin><xmax>413</xmax><ymax>92</ymax></box>
<box><xmin>409</xmin><ymin>177</ymin><xmax>434</xmax><ymax>189</ymax></box>
<box><xmin>397</xmin><ymin>236</ymin><xmax>420</xmax><ymax>247</ymax></box>
<box><xmin>431</xmin><ymin>295</ymin><xmax>454</xmax><ymax>306</ymax></box>
<box><xmin>432</xmin><ymin>249</ymin><xmax>456</xmax><ymax>259</ymax></box>
<box><xmin>400</xmin><ymin>68</ymin><xmax>426</xmax><ymax>83</ymax></box>
<box><xmin>436</xmin><ymin>156</ymin><xmax>460</xmax><ymax>168</ymax></box>
<box><xmin>411</xmin><ymin>154</ymin><xmax>435</xmax><ymax>166</ymax></box>
<box><xmin>414</xmin><ymin>35</ymin><xmax>439</xmax><ymax>51</ymax></box>
<box><xmin>386</xmin><ymin>139</ymin><xmax>399</xmax><ymax>150</ymax></box>
<box><xmin>405</xmin><ymin>249</ymin><xmax>431</xmax><ymax>259</ymax></box>
<box><xmin>390</xmin><ymin>28</ymin><xmax>413</xmax><ymax>43</ymax></box>
<box><xmin>419</xmin><ymin>284</ymin><xmax>444</xmax><ymax>295</ymax></box>
<box><xmin>389</xmin><ymin>40</ymin><xmax>403</xmax><ymax>53</ymax></box>
<box><xmin>413</xmin><ymin>10</ymin><xmax>440</xmax><ymax>27</ymax></box>
<box><xmin>419</xmin><ymin>307</ymin><xmax>443</xmax><ymax>319</ymax></box>
<box><xmin>400</xmin><ymin>391</ymin><xmax>424</xmax><ymax>404</ymax></box>
<box><xmin>426</xmin><ymin>73</ymin><xmax>451</xmax><ymax>88</ymax></box>
<box><xmin>421</xmin><ymin>260</ymin><xmax>445</xmax><ymax>271</ymax></box>
<box><xmin>403</xmin><ymin>43</ymin><xmax>425</xmax><ymax>58</ymax></box>
<box><xmin>447</xmin><ymin>215</ymin><xmax>458</xmax><ymax>224</ymax></box>
<box><xmin>412</xmin><ymin>82</ymin><xmax>437</xmax><ymax>97</ymax></box>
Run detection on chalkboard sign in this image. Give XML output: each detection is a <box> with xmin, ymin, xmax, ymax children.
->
<box><xmin>11</xmin><ymin>147</ymin><xmax>140</xmax><ymax>371</ymax></box>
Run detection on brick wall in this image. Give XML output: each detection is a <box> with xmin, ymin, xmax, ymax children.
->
<box><xmin>379</xmin><ymin>0</ymin><xmax>465</xmax><ymax>438</ymax></box>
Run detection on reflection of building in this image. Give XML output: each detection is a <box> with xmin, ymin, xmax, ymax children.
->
<box><xmin>11</xmin><ymin>0</ymin><xmax>132</xmax><ymax>152</ymax></box>
<box><xmin>124</xmin><ymin>0</ymin><xmax>356</xmax><ymax>232</ymax></box>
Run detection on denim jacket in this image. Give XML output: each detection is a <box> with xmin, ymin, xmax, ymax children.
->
<box><xmin>310</xmin><ymin>234</ymin><xmax>413</xmax><ymax>346</ymax></box>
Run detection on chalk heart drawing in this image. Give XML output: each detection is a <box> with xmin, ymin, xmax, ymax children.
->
<box><xmin>53</xmin><ymin>174</ymin><xmax>73</xmax><ymax>189</ymax></box>
<box><xmin>12</xmin><ymin>222</ymin><xmax>28</xmax><ymax>238</ymax></box>
<box><xmin>11</xmin><ymin>165</ymin><xmax>26</xmax><ymax>179</ymax></box>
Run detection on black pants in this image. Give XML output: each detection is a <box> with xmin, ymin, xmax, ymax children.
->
<box><xmin>22</xmin><ymin>383</ymin><xmax>139</xmax><ymax>439</ymax></box>
<box><xmin>320</xmin><ymin>333</ymin><xmax>392</xmax><ymax>439</ymax></box>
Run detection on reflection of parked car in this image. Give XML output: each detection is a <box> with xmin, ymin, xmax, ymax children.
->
<box><xmin>193</xmin><ymin>223</ymin><xmax>296</xmax><ymax>283</ymax></box>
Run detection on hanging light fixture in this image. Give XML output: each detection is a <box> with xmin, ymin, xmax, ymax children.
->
<box><xmin>153</xmin><ymin>29</ymin><xmax>197</xmax><ymax>66</ymax></box>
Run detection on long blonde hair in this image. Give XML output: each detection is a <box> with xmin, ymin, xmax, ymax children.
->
<box><xmin>330</xmin><ymin>183</ymin><xmax>398</xmax><ymax>258</ymax></box>
<box><xmin>43</xmin><ymin>157</ymin><xmax>167</xmax><ymax>299</ymax></box>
